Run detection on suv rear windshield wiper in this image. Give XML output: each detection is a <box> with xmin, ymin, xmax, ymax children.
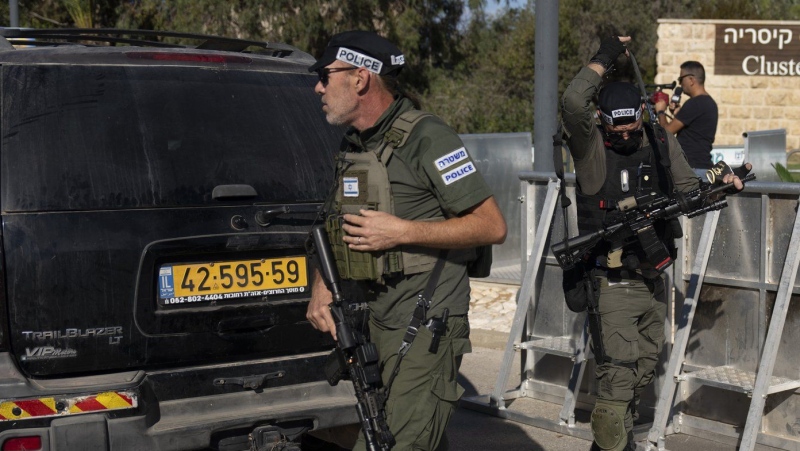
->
<box><xmin>254</xmin><ymin>204</ymin><xmax>321</xmax><ymax>226</ymax></box>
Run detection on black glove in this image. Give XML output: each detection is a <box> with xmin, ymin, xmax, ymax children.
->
<box><xmin>733</xmin><ymin>162</ymin><xmax>752</xmax><ymax>179</ymax></box>
<box><xmin>705</xmin><ymin>161</ymin><xmax>733</xmax><ymax>185</ymax></box>
<box><xmin>590</xmin><ymin>36</ymin><xmax>626</xmax><ymax>69</ymax></box>
<box><xmin>706</xmin><ymin>161</ymin><xmax>750</xmax><ymax>194</ymax></box>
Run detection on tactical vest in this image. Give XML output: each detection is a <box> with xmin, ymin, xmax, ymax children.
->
<box><xmin>576</xmin><ymin>124</ymin><xmax>678</xmax><ymax>270</ymax></box>
<box><xmin>326</xmin><ymin>110</ymin><xmax>448</xmax><ymax>284</ymax></box>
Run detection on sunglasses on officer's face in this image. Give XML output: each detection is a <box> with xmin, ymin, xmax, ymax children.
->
<box><xmin>604</xmin><ymin>128</ymin><xmax>644</xmax><ymax>140</ymax></box>
<box><xmin>317</xmin><ymin>67</ymin><xmax>358</xmax><ymax>85</ymax></box>
<box><xmin>678</xmin><ymin>73</ymin><xmax>694</xmax><ymax>83</ymax></box>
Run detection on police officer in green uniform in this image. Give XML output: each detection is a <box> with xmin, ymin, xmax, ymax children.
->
<box><xmin>307</xmin><ymin>31</ymin><xmax>507</xmax><ymax>450</ymax></box>
<box><xmin>561</xmin><ymin>36</ymin><xmax>744</xmax><ymax>451</ymax></box>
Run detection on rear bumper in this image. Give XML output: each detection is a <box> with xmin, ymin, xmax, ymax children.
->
<box><xmin>0</xmin><ymin>380</ymin><xmax>357</xmax><ymax>451</ymax></box>
<box><xmin>117</xmin><ymin>379</ymin><xmax>357</xmax><ymax>450</ymax></box>
<box><xmin>0</xmin><ymin>352</ymin><xmax>359</xmax><ymax>450</ymax></box>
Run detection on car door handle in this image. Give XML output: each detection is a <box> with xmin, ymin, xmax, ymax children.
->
<box><xmin>212</xmin><ymin>184</ymin><xmax>257</xmax><ymax>200</ymax></box>
<box><xmin>216</xmin><ymin>314</ymin><xmax>277</xmax><ymax>335</ymax></box>
<box><xmin>254</xmin><ymin>203</ymin><xmax>321</xmax><ymax>226</ymax></box>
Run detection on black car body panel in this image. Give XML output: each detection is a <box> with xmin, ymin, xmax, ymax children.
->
<box><xmin>0</xmin><ymin>29</ymin><xmax>357</xmax><ymax>450</ymax></box>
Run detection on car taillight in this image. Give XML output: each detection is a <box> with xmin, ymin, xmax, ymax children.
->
<box><xmin>2</xmin><ymin>436</ymin><xmax>42</xmax><ymax>451</ymax></box>
<box><xmin>126</xmin><ymin>52</ymin><xmax>252</xmax><ymax>64</ymax></box>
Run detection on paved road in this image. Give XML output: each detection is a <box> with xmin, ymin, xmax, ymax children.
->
<box><xmin>449</xmin><ymin>342</ymin><xmax>780</xmax><ymax>451</ymax></box>
<box><xmin>451</xmin><ymin>346</ymin><xmax>592</xmax><ymax>451</ymax></box>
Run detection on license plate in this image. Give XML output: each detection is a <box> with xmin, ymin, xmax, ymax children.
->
<box><xmin>157</xmin><ymin>256</ymin><xmax>307</xmax><ymax>306</ymax></box>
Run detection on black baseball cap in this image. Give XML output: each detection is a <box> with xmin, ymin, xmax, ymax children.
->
<box><xmin>598</xmin><ymin>82</ymin><xmax>643</xmax><ymax>125</ymax></box>
<box><xmin>308</xmin><ymin>30</ymin><xmax>405</xmax><ymax>76</ymax></box>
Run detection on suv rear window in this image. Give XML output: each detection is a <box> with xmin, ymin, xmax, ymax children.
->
<box><xmin>1</xmin><ymin>64</ymin><xmax>338</xmax><ymax>212</ymax></box>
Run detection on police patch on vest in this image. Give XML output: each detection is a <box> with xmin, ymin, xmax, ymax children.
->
<box><xmin>434</xmin><ymin>147</ymin><xmax>469</xmax><ymax>172</ymax></box>
<box><xmin>343</xmin><ymin>176</ymin><xmax>360</xmax><ymax>197</ymax></box>
<box><xmin>336</xmin><ymin>47</ymin><xmax>383</xmax><ymax>74</ymax></box>
<box><xmin>442</xmin><ymin>162</ymin><xmax>476</xmax><ymax>185</ymax></box>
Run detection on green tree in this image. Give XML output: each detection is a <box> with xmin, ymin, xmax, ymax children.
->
<box><xmin>62</xmin><ymin>0</ymin><xmax>92</xmax><ymax>28</ymax></box>
<box><xmin>7</xmin><ymin>0</ymin><xmax>800</xmax><ymax>134</ymax></box>
<box><xmin>425</xmin><ymin>6</ymin><xmax>534</xmax><ymax>133</ymax></box>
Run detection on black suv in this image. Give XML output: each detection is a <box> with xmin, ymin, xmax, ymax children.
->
<box><xmin>0</xmin><ymin>28</ymin><xmax>355</xmax><ymax>450</ymax></box>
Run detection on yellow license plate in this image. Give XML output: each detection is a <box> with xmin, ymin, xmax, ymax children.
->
<box><xmin>158</xmin><ymin>257</ymin><xmax>307</xmax><ymax>305</ymax></box>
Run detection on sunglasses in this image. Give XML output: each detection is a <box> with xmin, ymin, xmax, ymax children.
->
<box><xmin>678</xmin><ymin>73</ymin><xmax>694</xmax><ymax>83</ymax></box>
<box><xmin>317</xmin><ymin>67</ymin><xmax>358</xmax><ymax>85</ymax></box>
<box><xmin>604</xmin><ymin>128</ymin><xmax>644</xmax><ymax>140</ymax></box>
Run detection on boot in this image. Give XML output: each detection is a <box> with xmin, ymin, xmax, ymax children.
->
<box><xmin>624</xmin><ymin>430</ymin><xmax>636</xmax><ymax>451</ymax></box>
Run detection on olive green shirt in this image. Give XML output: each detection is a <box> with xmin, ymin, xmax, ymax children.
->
<box><xmin>561</xmin><ymin>67</ymin><xmax>699</xmax><ymax>195</ymax></box>
<box><xmin>342</xmin><ymin>97</ymin><xmax>493</xmax><ymax>329</ymax></box>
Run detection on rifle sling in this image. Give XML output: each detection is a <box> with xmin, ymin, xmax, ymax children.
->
<box><xmin>384</xmin><ymin>249</ymin><xmax>449</xmax><ymax>396</ymax></box>
<box><xmin>552</xmin><ymin>122</ymin><xmax>574</xmax><ymax>256</ymax></box>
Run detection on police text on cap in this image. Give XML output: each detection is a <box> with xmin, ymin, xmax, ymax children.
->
<box><xmin>336</xmin><ymin>47</ymin><xmax>383</xmax><ymax>74</ymax></box>
<box><xmin>600</xmin><ymin>108</ymin><xmax>642</xmax><ymax>125</ymax></box>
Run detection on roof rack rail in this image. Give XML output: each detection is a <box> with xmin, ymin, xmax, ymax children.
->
<box><xmin>0</xmin><ymin>28</ymin><xmax>303</xmax><ymax>57</ymax></box>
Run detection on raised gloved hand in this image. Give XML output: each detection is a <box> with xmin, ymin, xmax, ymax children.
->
<box><xmin>590</xmin><ymin>36</ymin><xmax>627</xmax><ymax>69</ymax></box>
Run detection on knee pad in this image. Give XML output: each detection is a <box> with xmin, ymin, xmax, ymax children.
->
<box><xmin>591</xmin><ymin>400</ymin><xmax>629</xmax><ymax>450</ymax></box>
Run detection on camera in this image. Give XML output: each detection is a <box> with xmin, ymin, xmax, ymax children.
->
<box><xmin>646</xmin><ymin>81</ymin><xmax>676</xmax><ymax>105</ymax></box>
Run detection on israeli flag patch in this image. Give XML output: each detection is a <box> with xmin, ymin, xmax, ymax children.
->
<box><xmin>434</xmin><ymin>147</ymin><xmax>469</xmax><ymax>172</ymax></box>
<box><xmin>343</xmin><ymin>176</ymin><xmax>359</xmax><ymax>197</ymax></box>
<box><xmin>442</xmin><ymin>162</ymin><xmax>477</xmax><ymax>185</ymax></box>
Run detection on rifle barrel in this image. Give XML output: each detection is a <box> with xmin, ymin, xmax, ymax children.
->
<box><xmin>311</xmin><ymin>225</ymin><xmax>344</xmax><ymax>302</ymax></box>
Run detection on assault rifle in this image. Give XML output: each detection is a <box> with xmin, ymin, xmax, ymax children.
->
<box><xmin>310</xmin><ymin>225</ymin><xmax>395</xmax><ymax>451</ymax></box>
<box><xmin>552</xmin><ymin>172</ymin><xmax>756</xmax><ymax>272</ymax></box>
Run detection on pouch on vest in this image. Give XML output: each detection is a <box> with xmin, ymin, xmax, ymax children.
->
<box><xmin>562</xmin><ymin>262</ymin><xmax>592</xmax><ymax>313</ymax></box>
<box><xmin>467</xmin><ymin>245</ymin><xmax>493</xmax><ymax>278</ymax></box>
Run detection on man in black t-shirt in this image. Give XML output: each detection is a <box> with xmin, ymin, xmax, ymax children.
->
<box><xmin>655</xmin><ymin>61</ymin><xmax>718</xmax><ymax>169</ymax></box>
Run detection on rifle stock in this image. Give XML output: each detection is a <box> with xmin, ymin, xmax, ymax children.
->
<box><xmin>311</xmin><ymin>225</ymin><xmax>395</xmax><ymax>451</ymax></box>
<box><xmin>552</xmin><ymin>224</ymin><xmax>623</xmax><ymax>269</ymax></box>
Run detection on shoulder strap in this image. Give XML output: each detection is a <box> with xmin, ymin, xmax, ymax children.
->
<box><xmin>552</xmin><ymin>122</ymin><xmax>571</xmax><ymax>208</ymax></box>
<box><xmin>552</xmin><ymin>122</ymin><xmax>576</xmax><ymax>247</ymax></box>
<box><xmin>644</xmin><ymin>122</ymin><xmax>676</xmax><ymax>194</ymax></box>
<box><xmin>380</xmin><ymin>109</ymin><xmax>433</xmax><ymax>165</ymax></box>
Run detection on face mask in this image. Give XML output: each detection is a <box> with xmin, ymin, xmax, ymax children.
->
<box><xmin>605</xmin><ymin>129</ymin><xmax>643</xmax><ymax>154</ymax></box>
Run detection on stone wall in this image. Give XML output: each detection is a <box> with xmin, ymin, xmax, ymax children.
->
<box><xmin>656</xmin><ymin>19</ymin><xmax>800</xmax><ymax>153</ymax></box>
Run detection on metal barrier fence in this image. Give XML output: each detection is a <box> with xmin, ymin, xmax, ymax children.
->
<box><xmin>460</xmin><ymin>132</ymin><xmax>532</xmax><ymax>283</ymax></box>
<box><xmin>463</xmin><ymin>171</ymin><xmax>800</xmax><ymax>451</ymax></box>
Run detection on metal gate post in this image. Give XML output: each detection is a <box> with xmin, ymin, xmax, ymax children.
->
<box><xmin>490</xmin><ymin>178</ymin><xmax>561</xmax><ymax>408</ymax></box>
<box><xmin>558</xmin><ymin>319</ymin><xmax>589</xmax><ymax>426</ymax></box>
<box><xmin>647</xmin><ymin>210</ymin><xmax>721</xmax><ymax>450</ymax></box>
<box><xmin>739</xmin><ymin>198</ymin><xmax>800</xmax><ymax>451</ymax></box>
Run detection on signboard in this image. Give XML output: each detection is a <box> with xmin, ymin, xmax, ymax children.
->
<box><xmin>711</xmin><ymin>146</ymin><xmax>746</xmax><ymax>167</ymax></box>
<box><xmin>715</xmin><ymin>24</ymin><xmax>800</xmax><ymax>76</ymax></box>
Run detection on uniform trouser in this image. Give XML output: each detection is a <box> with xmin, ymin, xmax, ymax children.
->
<box><xmin>352</xmin><ymin>315</ymin><xmax>471</xmax><ymax>451</ymax></box>
<box><xmin>592</xmin><ymin>274</ymin><xmax>667</xmax><ymax>450</ymax></box>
